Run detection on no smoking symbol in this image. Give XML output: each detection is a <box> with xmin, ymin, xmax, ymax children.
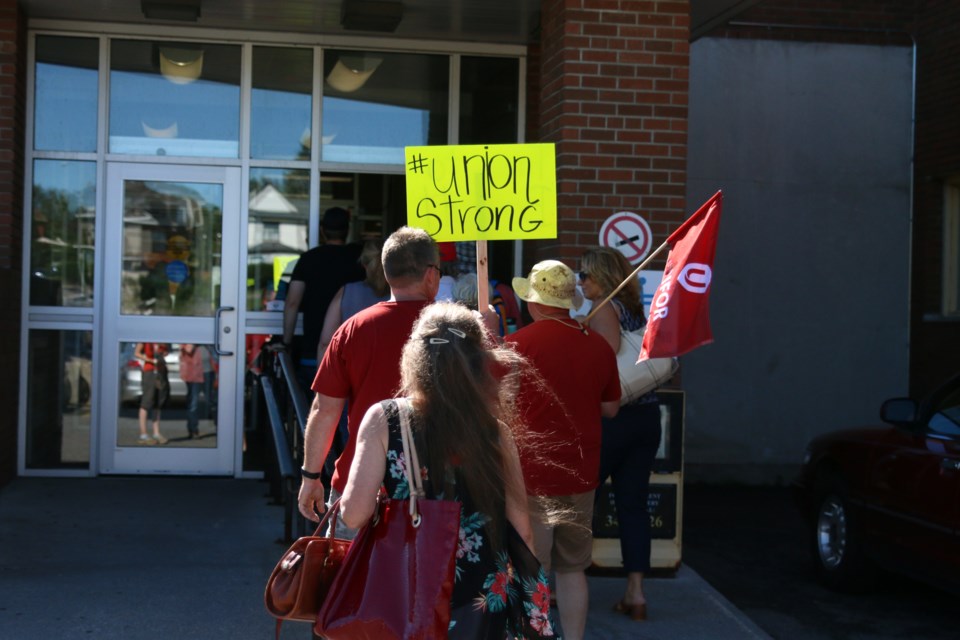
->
<box><xmin>599</xmin><ymin>212</ymin><xmax>652</xmax><ymax>265</ymax></box>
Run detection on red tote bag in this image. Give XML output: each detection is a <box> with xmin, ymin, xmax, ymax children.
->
<box><xmin>315</xmin><ymin>399</ymin><xmax>460</xmax><ymax>640</ymax></box>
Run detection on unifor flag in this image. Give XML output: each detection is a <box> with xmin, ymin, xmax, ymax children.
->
<box><xmin>639</xmin><ymin>191</ymin><xmax>722</xmax><ymax>362</ymax></box>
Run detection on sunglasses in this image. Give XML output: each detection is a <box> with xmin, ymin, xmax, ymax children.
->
<box><xmin>578</xmin><ymin>271</ymin><xmax>589</xmax><ymax>281</ymax></box>
<box><xmin>426</xmin><ymin>263</ymin><xmax>442</xmax><ymax>275</ymax></box>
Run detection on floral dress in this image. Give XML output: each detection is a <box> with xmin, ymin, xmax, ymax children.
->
<box><xmin>380</xmin><ymin>400</ymin><xmax>559</xmax><ymax>639</ymax></box>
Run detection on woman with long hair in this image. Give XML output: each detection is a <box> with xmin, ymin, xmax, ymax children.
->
<box><xmin>339</xmin><ymin>302</ymin><xmax>557</xmax><ymax>638</ymax></box>
<box><xmin>579</xmin><ymin>246</ymin><xmax>662</xmax><ymax>621</ymax></box>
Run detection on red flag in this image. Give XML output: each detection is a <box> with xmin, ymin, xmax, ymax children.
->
<box><xmin>639</xmin><ymin>191</ymin><xmax>722</xmax><ymax>361</ymax></box>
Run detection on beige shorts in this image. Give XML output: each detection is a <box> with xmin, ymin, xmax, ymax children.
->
<box><xmin>527</xmin><ymin>491</ymin><xmax>594</xmax><ymax>573</ymax></box>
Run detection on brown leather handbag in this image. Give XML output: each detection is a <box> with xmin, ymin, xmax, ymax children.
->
<box><xmin>264</xmin><ymin>499</ymin><xmax>350</xmax><ymax>634</ymax></box>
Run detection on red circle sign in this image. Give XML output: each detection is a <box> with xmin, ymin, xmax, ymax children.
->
<box><xmin>599</xmin><ymin>212</ymin><xmax>652</xmax><ymax>265</ymax></box>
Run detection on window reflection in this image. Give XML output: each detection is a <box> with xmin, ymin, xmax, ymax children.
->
<box><xmin>26</xmin><ymin>330</ymin><xmax>92</xmax><ymax>469</ymax></box>
<box><xmin>120</xmin><ymin>180</ymin><xmax>223</xmax><ymax>316</ymax></box>
<box><xmin>459</xmin><ymin>56</ymin><xmax>520</xmax><ymax>144</ymax></box>
<box><xmin>109</xmin><ymin>40</ymin><xmax>241</xmax><ymax>157</ymax></box>
<box><xmin>251</xmin><ymin>47</ymin><xmax>313</xmax><ymax>160</ymax></box>
<box><xmin>247</xmin><ymin>169</ymin><xmax>309</xmax><ymax>311</ymax></box>
<box><xmin>30</xmin><ymin>160</ymin><xmax>97</xmax><ymax>307</ymax></box>
<box><xmin>118</xmin><ymin>341</ymin><xmax>219</xmax><ymax>447</ymax></box>
<box><xmin>322</xmin><ymin>50</ymin><xmax>448</xmax><ymax>164</ymax></box>
<box><xmin>34</xmin><ymin>36</ymin><xmax>99</xmax><ymax>152</ymax></box>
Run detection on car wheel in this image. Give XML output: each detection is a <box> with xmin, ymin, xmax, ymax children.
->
<box><xmin>811</xmin><ymin>481</ymin><xmax>874</xmax><ymax>592</ymax></box>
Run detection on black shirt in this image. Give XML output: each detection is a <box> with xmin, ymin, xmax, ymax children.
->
<box><xmin>290</xmin><ymin>243</ymin><xmax>364</xmax><ymax>359</ymax></box>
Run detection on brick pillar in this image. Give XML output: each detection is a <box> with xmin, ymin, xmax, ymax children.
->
<box><xmin>532</xmin><ymin>0</ymin><xmax>690</xmax><ymax>268</ymax></box>
<box><xmin>0</xmin><ymin>0</ymin><xmax>25</xmax><ymax>485</ymax></box>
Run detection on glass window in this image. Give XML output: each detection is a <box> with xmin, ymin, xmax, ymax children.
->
<box><xmin>34</xmin><ymin>36</ymin><xmax>99</xmax><ymax>152</ymax></box>
<box><xmin>322</xmin><ymin>50</ymin><xmax>448</xmax><ymax>165</ymax></box>
<box><xmin>26</xmin><ymin>330</ymin><xmax>93</xmax><ymax>469</ymax></box>
<box><xmin>251</xmin><ymin>47</ymin><xmax>313</xmax><ymax>160</ymax></box>
<box><xmin>30</xmin><ymin>160</ymin><xmax>97</xmax><ymax>307</ymax></box>
<box><xmin>118</xmin><ymin>341</ymin><xmax>219</xmax><ymax>447</ymax></box>
<box><xmin>248</xmin><ymin>168</ymin><xmax>310</xmax><ymax>311</ymax></box>
<box><xmin>120</xmin><ymin>179</ymin><xmax>223</xmax><ymax>316</ymax></box>
<box><xmin>459</xmin><ymin>56</ymin><xmax>520</xmax><ymax>145</ymax></box>
<box><xmin>109</xmin><ymin>39</ymin><xmax>241</xmax><ymax>157</ymax></box>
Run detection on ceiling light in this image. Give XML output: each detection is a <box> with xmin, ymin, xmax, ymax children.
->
<box><xmin>341</xmin><ymin>0</ymin><xmax>403</xmax><ymax>32</ymax></box>
<box><xmin>326</xmin><ymin>56</ymin><xmax>382</xmax><ymax>93</ymax></box>
<box><xmin>159</xmin><ymin>47</ymin><xmax>204</xmax><ymax>84</ymax></box>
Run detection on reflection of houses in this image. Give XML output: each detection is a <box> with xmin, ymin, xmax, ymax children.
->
<box><xmin>30</xmin><ymin>204</ymin><xmax>96</xmax><ymax>307</ymax></box>
<box><xmin>247</xmin><ymin>184</ymin><xmax>307</xmax><ymax>262</ymax></box>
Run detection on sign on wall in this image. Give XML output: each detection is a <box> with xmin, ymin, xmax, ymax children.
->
<box><xmin>405</xmin><ymin>143</ymin><xmax>557</xmax><ymax>242</ymax></box>
<box><xmin>599</xmin><ymin>211</ymin><xmax>653</xmax><ymax>265</ymax></box>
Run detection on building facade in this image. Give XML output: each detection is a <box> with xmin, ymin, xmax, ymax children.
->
<box><xmin>1</xmin><ymin>0</ymin><xmax>955</xmax><ymax>484</ymax></box>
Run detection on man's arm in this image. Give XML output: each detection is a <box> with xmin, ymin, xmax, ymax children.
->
<box><xmin>282</xmin><ymin>280</ymin><xmax>306</xmax><ymax>346</ymax></box>
<box><xmin>601</xmin><ymin>399</ymin><xmax>620</xmax><ymax>418</ymax></box>
<box><xmin>297</xmin><ymin>391</ymin><xmax>346</xmax><ymax>521</ymax></box>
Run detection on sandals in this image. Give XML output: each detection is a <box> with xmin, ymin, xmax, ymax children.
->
<box><xmin>613</xmin><ymin>600</ymin><xmax>648</xmax><ymax>621</ymax></box>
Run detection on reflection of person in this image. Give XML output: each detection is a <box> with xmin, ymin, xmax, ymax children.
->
<box><xmin>138</xmin><ymin>232</ymin><xmax>194</xmax><ymax>315</ymax></box>
<box><xmin>298</xmin><ymin>227</ymin><xmax>440</xmax><ymax>537</ymax></box>
<box><xmin>340</xmin><ymin>302</ymin><xmax>558</xmax><ymax>638</ymax></box>
<box><xmin>179</xmin><ymin>344</ymin><xmax>205</xmax><ymax>438</ymax></box>
<box><xmin>282</xmin><ymin>207</ymin><xmax>364</xmax><ymax>390</ymax></box>
<box><xmin>434</xmin><ymin>242</ymin><xmax>458</xmax><ymax>301</ymax></box>
<box><xmin>580</xmin><ymin>247</ymin><xmax>662</xmax><ymax>621</ymax></box>
<box><xmin>506</xmin><ymin>260</ymin><xmax>621</xmax><ymax>640</ymax></box>
<box><xmin>134</xmin><ymin>342</ymin><xmax>170</xmax><ymax>445</ymax></box>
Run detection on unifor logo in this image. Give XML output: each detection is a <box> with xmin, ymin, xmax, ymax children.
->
<box><xmin>678</xmin><ymin>263</ymin><xmax>711</xmax><ymax>294</ymax></box>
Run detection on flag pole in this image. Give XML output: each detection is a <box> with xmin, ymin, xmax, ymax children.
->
<box><xmin>584</xmin><ymin>240</ymin><xmax>670</xmax><ymax>323</ymax></box>
<box><xmin>476</xmin><ymin>240</ymin><xmax>489</xmax><ymax>310</ymax></box>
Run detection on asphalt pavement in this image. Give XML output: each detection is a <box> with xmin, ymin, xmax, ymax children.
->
<box><xmin>0</xmin><ymin>477</ymin><xmax>770</xmax><ymax>640</ymax></box>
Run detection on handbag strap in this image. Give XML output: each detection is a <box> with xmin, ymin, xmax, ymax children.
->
<box><xmin>310</xmin><ymin>497</ymin><xmax>342</xmax><ymax>539</ymax></box>
<box><xmin>396</xmin><ymin>398</ymin><xmax>423</xmax><ymax>527</ymax></box>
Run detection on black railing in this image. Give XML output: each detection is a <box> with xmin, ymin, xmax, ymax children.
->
<box><xmin>257</xmin><ymin>348</ymin><xmax>309</xmax><ymax>542</ymax></box>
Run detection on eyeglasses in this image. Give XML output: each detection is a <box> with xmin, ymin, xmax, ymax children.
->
<box><xmin>578</xmin><ymin>271</ymin><xmax>589</xmax><ymax>282</ymax></box>
<box><xmin>426</xmin><ymin>263</ymin><xmax>442</xmax><ymax>275</ymax></box>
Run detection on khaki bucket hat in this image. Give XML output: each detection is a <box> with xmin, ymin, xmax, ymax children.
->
<box><xmin>512</xmin><ymin>260</ymin><xmax>583</xmax><ymax>310</ymax></box>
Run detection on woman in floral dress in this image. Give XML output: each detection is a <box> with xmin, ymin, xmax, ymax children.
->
<box><xmin>340</xmin><ymin>302</ymin><xmax>559</xmax><ymax>639</ymax></box>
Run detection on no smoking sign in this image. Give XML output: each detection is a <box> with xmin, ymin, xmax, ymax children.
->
<box><xmin>599</xmin><ymin>211</ymin><xmax>652</xmax><ymax>265</ymax></box>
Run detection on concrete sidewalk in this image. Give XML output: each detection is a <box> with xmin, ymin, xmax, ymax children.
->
<box><xmin>0</xmin><ymin>478</ymin><xmax>770</xmax><ymax>639</ymax></box>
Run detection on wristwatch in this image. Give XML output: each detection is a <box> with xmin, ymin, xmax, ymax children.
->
<box><xmin>300</xmin><ymin>467</ymin><xmax>322</xmax><ymax>480</ymax></box>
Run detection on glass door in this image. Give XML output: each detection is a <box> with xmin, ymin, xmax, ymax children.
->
<box><xmin>99</xmin><ymin>164</ymin><xmax>241</xmax><ymax>474</ymax></box>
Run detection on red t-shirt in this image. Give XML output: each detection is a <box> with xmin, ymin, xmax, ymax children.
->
<box><xmin>507</xmin><ymin>320</ymin><xmax>620</xmax><ymax>496</ymax></box>
<box><xmin>312</xmin><ymin>300</ymin><xmax>430</xmax><ymax>493</ymax></box>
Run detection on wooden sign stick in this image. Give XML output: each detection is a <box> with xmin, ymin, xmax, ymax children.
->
<box><xmin>476</xmin><ymin>240</ymin><xmax>489</xmax><ymax>311</ymax></box>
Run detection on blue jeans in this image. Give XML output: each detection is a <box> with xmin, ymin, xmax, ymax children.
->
<box><xmin>185</xmin><ymin>381</ymin><xmax>202</xmax><ymax>435</ymax></box>
<box><xmin>597</xmin><ymin>400</ymin><xmax>662</xmax><ymax>573</ymax></box>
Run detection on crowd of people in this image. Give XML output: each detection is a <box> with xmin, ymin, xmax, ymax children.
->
<box><xmin>285</xmin><ymin>210</ymin><xmax>665</xmax><ymax>639</ymax></box>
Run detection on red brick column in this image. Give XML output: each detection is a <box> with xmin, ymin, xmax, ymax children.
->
<box><xmin>0</xmin><ymin>0</ymin><xmax>25</xmax><ymax>485</ymax></box>
<box><xmin>531</xmin><ymin>0</ymin><xmax>690</xmax><ymax>268</ymax></box>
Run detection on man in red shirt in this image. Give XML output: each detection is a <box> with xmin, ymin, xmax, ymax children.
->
<box><xmin>507</xmin><ymin>260</ymin><xmax>620</xmax><ymax>640</ymax></box>
<box><xmin>297</xmin><ymin>227</ymin><xmax>440</xmax><ymax>534</ymax></box>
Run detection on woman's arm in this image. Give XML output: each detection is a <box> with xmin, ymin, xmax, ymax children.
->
<box><xmin>588</xmin><ymin>301</ymin><xmax>621</xmax><ymax>353</ymax></box>
<box><xmin>340</xmin><ymin>402</ymin><xmax>389</xmax><ymax>529</ymax></box>
<box><xmin>500</xmin><ymin>421</ymin><xmax>534</xmax><ymax>549</ymax></box>
<box><xmin>317</xmin><ymin>286</ymin><xmax>346</xmax><ymax>363</ymax></box>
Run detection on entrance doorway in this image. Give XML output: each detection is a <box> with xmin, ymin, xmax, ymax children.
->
<box><xmin>99</xmin><ymin>164</ymin><xmax>241</xmax><ymax>474</ymax></box>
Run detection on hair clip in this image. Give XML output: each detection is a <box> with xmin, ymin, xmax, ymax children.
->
<box><xmin>447</xmin><ymin>328</ymin><xmax>466</xmax><ymax>339</ymax></box>
<box><xmin>428</xmin><ymin>337</ymin><xmax>449</xmax><ymax>345</ymax></box>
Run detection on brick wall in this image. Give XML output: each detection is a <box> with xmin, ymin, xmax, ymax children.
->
<box><xmin>530</xmin><ymin>0</ymin><xmax>690</xmax><ymax>269</ymax></box>
<box><xmin>0</xmin><ymin>0</ymin><xmax>24</xmax><ymax>486</ymax></box>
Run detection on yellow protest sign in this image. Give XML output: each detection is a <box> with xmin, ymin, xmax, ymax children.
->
<box><xmin>405</xmin><ymin>143</ymin><xmax>557</xmax><ymax>242</ymax></box>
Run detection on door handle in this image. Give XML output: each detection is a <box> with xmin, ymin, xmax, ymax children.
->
<box><xmin>214</xmin><ymin>306</ymin><xmax>235</xmax><ymax>356</ymax></box>
<box><xmin>941</xmin><ymin>458</ymin><xmax>960</xmax><ymax>472</ymax></box>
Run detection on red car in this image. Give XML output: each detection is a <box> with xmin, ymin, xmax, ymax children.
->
<box><xmin>793</xmin><ymin>373</ymin><xmax>960</xmax><ymax>592</ymax></box>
